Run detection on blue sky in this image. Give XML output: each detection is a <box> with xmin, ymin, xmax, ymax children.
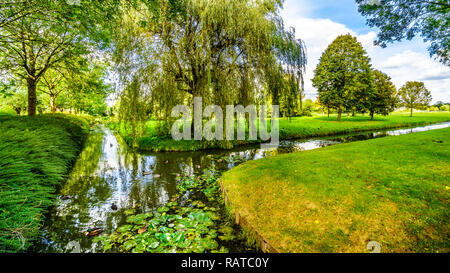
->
<box><xmin>280</xmin><ymin>0</ymin><xmax>450</xmax><ymax>103</ymax></box>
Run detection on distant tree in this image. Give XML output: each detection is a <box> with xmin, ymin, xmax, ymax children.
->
<box><xmin>433</xmin><ymin>101</ymin><xmax>444</xmax><ymax>109</ymax></box>
<box><xmin>355</xmin><ymin>0</ymin><xmax>450</xmax><ymax>66</ymax></box>
<box><xmin>367</xmin><ymin>70</ymin><xmax>398</xmax><ymax>120</ymax></box>
<box><xmin>440</xmin><ymin>104</ymin><xmax>450</xmax><ymax>111</ymax></box>
<box><xmin>398</xmin><ymin>81</ymin><xmax>432</xmax><ymax>116</ymax></box>
<box><xmin>65</xmin><ymin>63</ymin><xmax>112</xmax><ymax>116</ymax></box>
<box><xmin>312</xmin><ymin>34</ymin><xmax>374</xmax><ymax>120</ymax></box>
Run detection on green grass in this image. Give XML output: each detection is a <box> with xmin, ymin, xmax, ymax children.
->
<box><xmin>0</xmin><ymin>114</ymin><xmax>90</xmax><ymax>252</ymax></box>
<box><xmin>221</xmin><ymin>127</ymin><xmax>450</xmax><ymax>253</ymax></box>
<box><xmin>110</xmin><ymin>112</ymin><xmax>450</xmax><ymax>152</ymax></box>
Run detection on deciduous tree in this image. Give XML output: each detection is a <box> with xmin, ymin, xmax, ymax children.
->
<box><xmin>398</xmin><ymin>81</ymin><xmax>432</xmax><ymax>116</ymax></box>
<box><xmin>367</xmin><ymin>69</ymin><xmax>397</xmax><ymax>120</ymax></box>
<box><xmin>312</xmin><ymin>34</ymin><xmax>374</xmax><ymax>120</ymax></box>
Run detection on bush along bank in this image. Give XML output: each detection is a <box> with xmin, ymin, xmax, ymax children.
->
<box><xmin>0</xmin><ymin>114</ymin><xmax>90</xmax><ymax>252</ymax></box>
<box><xmin>94</xmin><ymin>170</ymin><xmax>258</xmax><ymax>253</ymax></box>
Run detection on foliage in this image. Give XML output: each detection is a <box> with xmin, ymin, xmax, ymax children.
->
<box><xmin>398</xmin><ymin>81</ymin><xmax>432</xmax><ymax>116</ymax></box>
<box><xmin>0</xmin><ymin>79</ymin><xmax>27</xmax><ymax>115</ymax></box>
<box><xmin>440</xmin><ymin>105</ymin><xmax>450</xmax><ymax>111</ymax></box>
<box><xmin>312</xmin><ymin>34</ymin><xmax>374</xmax><ymax>120</ymax></box>
<box><xmin>300</xmin><ymin>99</ymin><xmax>315</xmax><ymax>117</ymax></box>
<box><xmin>222</xmin><ymin>127</ymin><xmax>450</xmax><ymax>252</ymax></box>
<box><xmin>367</xmin><ymin>70</ymin><xmax>398</xmax><ymax>119</ymax></box>
<box><xmin>112</xmin><ymin>0</ymin><xmax>306</xmax><ymax>137</ymax></box>
<box><xmin>355</xmin><ymin>0</ymin><xmax>450</xmax><ymax>66</ymax></box>
<box><xmin>0</xmin><ymin>0</ymin><xmax>120</xmax><ymax>116</ymax></box>
<box><xmin>0</xmin><ymin>114</ymin><xmax>89</xmax><ymax>252</ymax></box>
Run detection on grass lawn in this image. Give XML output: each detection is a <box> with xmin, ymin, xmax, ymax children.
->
<box><xmin>0</xmin><ymin>114</ymin><xmax>89</xmax><ymax>252</ymax></box>
<box><xmin>110</xmin><ymin>112</ymin><xmax>450</xmax><ymax>152</ymax></box>
<box><xmin>221</xmin><ymin>127</ymin><xmax>450</xmax><ymax>253</ymax></box>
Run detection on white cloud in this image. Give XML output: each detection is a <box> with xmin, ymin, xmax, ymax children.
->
<box><xmin>377</xmin><ymin>50</ymin><xmax>450</xmax><ymax>102</ymax></box>
<box><xmin>281</xmin><ymin>4</ymin><xmax>450</xmax><ymax>103</ymax></box>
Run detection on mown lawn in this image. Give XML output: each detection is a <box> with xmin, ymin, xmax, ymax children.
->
<box><xmin>0</xmin><ymin>114</ymin><xmax>89</xmax><ymax>252</ymax></box>
<box><xmin>221</xmin><ymin>127</ymin><xmax>450</xmax><ymax>253</ymax></box>
<box><xmin>110</xmin><ymin>112</ymin><xmax>450</xmax><ymax>151</ymax></box>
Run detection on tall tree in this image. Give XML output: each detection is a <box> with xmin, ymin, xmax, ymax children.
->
<box><xmin>0</xmin><ymin>0</ymin><xmax>120</xmax><ymax>116</ymax></box>
<box><xmin>398</xmin><ymin>81</ymin><xmax>432</xmax><ymax>116</ymax></box>
<box><xmin>355</xmin><ymin>0</ymin><xmax>450</xmax><ymax>66</ymax></box>
<box><xmin>114</xmin><ymin>0</ymin><xmax>306</xmax><ymax>136</ymax></box>
<box><xmin>367</xmin><ymin>69</ymin><xmax>398</xmax><ymax>120</ymax></box>
<box><xmin>312</xmin><ymin>34</ymin><xmax>374</xmax><ymax>120</ymax></box>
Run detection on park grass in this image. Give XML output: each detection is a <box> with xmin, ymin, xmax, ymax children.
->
<box><xmin>111</xmin><ymin>112</ymin><xmax>450</xmax><ymax>152</ymax></box>
<box><xmin>0</xmin><ymin>114</ymin><xmax>90</xmax><ymax>252</ymax></box>
<box><xmin>221</xmin><ymin>127</ymin><xmax>450</xmax><ymax>253</ymax></box>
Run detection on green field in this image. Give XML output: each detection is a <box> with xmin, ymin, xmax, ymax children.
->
<box><xmin>0</xmin><ymin>114</ymin><xmax>89</xmax><ymax>252</ymax></box>
<box><xmin>221</xmin><ymin>127</ymin><xmax>450</xmax><ymax>253</ymax></box>
<box><xmin>111</xmin><ymin>112</ymin><xmax>450</xmax><ymax>151</ymax></box>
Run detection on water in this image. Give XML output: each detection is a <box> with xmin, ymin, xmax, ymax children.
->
<box><xmin>33</xmin><ymin>122</ymin><xmax>450</xmax><ymax>253</ymax></box>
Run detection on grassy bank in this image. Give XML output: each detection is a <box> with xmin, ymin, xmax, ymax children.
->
<box><xmin>221</xmin><ymin>128</ymin><xmax>450</xmax><ymax>253</ymax></box>
<box><xmin>0</xmin><ymin>114</ymin><xmax>90</xmax><ymax>252</ymax></box>
<box><xmin>110</xmin><ymin>112</ymin><xmax>450</xmax><ymax>152</ymax></box>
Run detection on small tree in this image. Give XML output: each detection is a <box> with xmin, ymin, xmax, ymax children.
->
<box><xmin>398</xmin><ymin>81</ymin><xmax>432</xmax><ymax>117</ymax></box>
<box><xmin>312</xmin><ymin>34</ymin><xmax>374</xmax><ymax>120</ymax></box>
<box><xmin>367</xmin><ymin>70</ymin><xmax>397</xmax><ymax>120</ymax></box>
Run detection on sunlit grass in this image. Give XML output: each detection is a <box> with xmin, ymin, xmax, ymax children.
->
<box><xmin>221</xmin><ymin>127</ymin><xmax>450</xmax><ymax>253</ymax></box>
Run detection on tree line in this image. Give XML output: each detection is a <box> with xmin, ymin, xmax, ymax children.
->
<box><xmin>313</xmin><ymin>34</ymin><xmax>432</xmax><ymax>120</ymax></box>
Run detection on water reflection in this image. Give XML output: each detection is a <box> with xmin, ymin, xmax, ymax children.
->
<box><xmin>35</xmin><ymin>122</ymin><xmax>450</xmax><ymax>253</ymax></box>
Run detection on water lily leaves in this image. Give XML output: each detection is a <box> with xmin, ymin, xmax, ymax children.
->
<box><xmin>177</xmin><ymin>238</ymin><xmax>191</xmax><ymax>248</ymax></box>
<box><xmin>132</xmin><ymin>242</ymin><xmax>146</xmax><ymax>253</ymax></box>
<box><xmin>117</xmin><ymin>225</ymin><xmax>133</xmax><ymax>233</ymax></box>
<box><xmin>99</xmin><ymin>172</ymin><xmax>237</xmax><ymax>253</ymax></box>
<box><xmin>126</xmin><ymin>213</ymin><xmax>151</xmax><ymax>225</ymax></box>
<box><xmin>157</xmin><ymin>206</ymin><xmax>170</xmax><ymax>214</ymax></box>
<box><xmin>123</xmin><ymin>240</ymin><xmax>137</xmax><ymax>250</ymax></box>
<box><xmin>148</xmin><ymin>241</ymin><xmax>160</xmax><ymax>249</ymax></box>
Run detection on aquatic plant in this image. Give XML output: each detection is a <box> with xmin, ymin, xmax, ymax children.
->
<box><xmin>95</xmin><ymin>172</ymin><xmax>242</xmax><ymax>253</ymax></box>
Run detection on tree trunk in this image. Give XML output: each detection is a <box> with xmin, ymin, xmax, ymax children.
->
<box><xmin>337</xmin><ymin>106</ymin><xmax>342</xmax><ymax>121</ymax></box>
<box><xmin>27</xmin><ymin>78</ymin><xmax>37</xmax><ymax>116</ymax></box>
<box><xmin>410</xmin><ymin>106</ymin><xmax>413</xmax><ymax>117</ymax></box>
<box><xmin>370</xmin><ymin>111</ymin><xmax>374</xmax><ymax>121</ymax></box>
<box><xmin>327</xmin><ymin>107</ymin><xmax>330</xmax><ymax>118</ymax></box>
<box><xmin>352</xmin><ymin>110</ymin><xmax>355</xmax><ymax>117</ymax></box>
<box><xmin>50</xmin><ymin>95</ymin><xmax>56</xmax><ymax>113</ymax></box>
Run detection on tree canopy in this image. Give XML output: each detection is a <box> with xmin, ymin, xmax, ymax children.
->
<box><xmin>0</xmin><ymin>0</ymin><xmax>119</xmax><ymax>116</ymax></box>
<box><xmin>367</xmin><ymin>69</ymin><xmax>398</xmax><ymax>120</ymax></box>
<box><xmin>398</xmin><ymin>81</ymin><xmax>432</xmax><ymax>116</ymax></box>
<box><xmin>312</xmin><ymin>34</ymin><xmax>374</xmax><ymax>120</ymax></box>
<box><xmin>113</xmin><ymin>0</ymin><xmax>307</xmax><ymax>135</ymax></box>
<box><xmin>355</xmin><ymin>0</ymin><xmax>450</xmax><ymax>66</ymax></box>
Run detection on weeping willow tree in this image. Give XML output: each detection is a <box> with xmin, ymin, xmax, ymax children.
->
<box><xmin>113</xmin><ymin>0</ymin><xmax>307</xmax><ymax>139</ymax></box>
